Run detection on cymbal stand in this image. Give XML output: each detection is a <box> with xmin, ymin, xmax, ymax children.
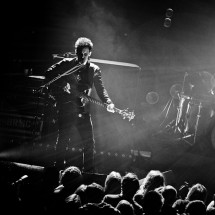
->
<box><xmin>159</xmin><ymin>97</ymin><xmax>174</xmax><ymax>127</ymax></box>
<box><xmin>173</xmin><ymin>72</ymin><xmax>188</xmax><ymax>134</ymax></box>
<box><xmin>174</xmin><ymin>97</ymin><xmax>184</xmax><ymax>134</ymax></box>
<box><xmin>193</xmin><ymin>101</ymin><xmax>202</xmax><ymax>144</ymax></box>
<box><xmin>177</xmin><ymin>100</ymin><xmax>194</xmax><ymax>146</ymax></box>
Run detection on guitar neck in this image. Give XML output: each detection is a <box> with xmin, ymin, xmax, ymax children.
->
<box><xmin>81</xmin><ymin>93</ymin><xmax>114</xmax><ymax>109</ymax></box>
<box><xmin>70</xmin><ymin>90</ymin><xmax>134</xmax><ymax>122</ymax></box>
<box><xmin>80</xmin><ymin>92</ymin><xmax>122</xmax><ymax>112</ymax></box>
<box><xmin>85</xmin><ymin>94</ymin><xmax>106</xmax><ymax>108</ymax></box>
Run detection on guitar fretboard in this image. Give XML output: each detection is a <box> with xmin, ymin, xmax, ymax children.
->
<box><xmin>80</xmin><ymin>93</ymin><xmax>123</xmax><ymax>114</ymax></box>
<box><xmin>65</xmin><ymin>88</ymin><xmax>134</xmax><ymax>121</ymax></box>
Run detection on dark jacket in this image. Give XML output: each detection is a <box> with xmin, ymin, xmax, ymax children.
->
<box><xmin>45</xmin><ymin>57</ymin><xmax>112</xmax><ymax>113</ymax></box>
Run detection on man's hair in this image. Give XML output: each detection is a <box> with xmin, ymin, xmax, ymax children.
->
<box><xmin>140</xmin><ymin>170</ymin><xmax>165</xmax><ymax>194</ymax></box>
<box><xmin>121</xmin><ymin>172</ymin><xmax>139</xmax><ymax>196</ymax></box>
<box><xmin>75</xmin><ymin>37</ymin><xmax>93</xmax><ymax>53</ymax></box>
<box><xmin>142</xmin><ymin>190</ymin><xmax>164</xmax><ymax>214</ymax></box>
<box><xmin>172</xmin><ymin>199</ymin><xmax>189</xmax><ymax>214</ymax></box>
<box><xmin>60</xmin><ymin>166</ymin><xmax>82</xmax><ymax>186</ymax></box>
<box><xmin>104</xmin><ymin>171</ymin><xmax>122</xmax><ymax>194</ymax></box>
<box><xmin>185</xmin><ymin>200</ymin><xmax>206</xmax><ymax>215</ymax></box>
<box><xmin>155</xmin><ymin>185</ymin><xmax>177</xmax><ymax>205</ymax></box>
<box><xmin>85</xmin><ymin>182</ymin><xmax>105</xmax><ymax>204</ymax></box>
<box><xmin>185</xmin><ymin>183</ymin><xmax>208</xmax><ymax>203</ymax></box>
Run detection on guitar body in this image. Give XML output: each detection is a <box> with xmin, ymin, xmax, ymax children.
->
<box><xmin>47</xmin><ymin>69</ymin><xmax>93</xmax><ymax>113</ymax></box>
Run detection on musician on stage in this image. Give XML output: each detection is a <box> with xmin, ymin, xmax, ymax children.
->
<box><xmin>45</xmin><ymin>37</ymin><xmax>115</xmax><ymax>172</ymax></box>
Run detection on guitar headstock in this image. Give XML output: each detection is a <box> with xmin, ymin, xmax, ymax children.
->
<box><xmin>121</xmin><ymin>108</ymin><xmax>135</xmax><ymax>122</ymax></box>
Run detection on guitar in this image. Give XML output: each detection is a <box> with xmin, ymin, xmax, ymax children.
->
<box><xmin>63</xmin><ymin>86</ymin><xmax>135</xmax><ymax>122</ymax></box>
<box><xmin>80</xmin><ymin>93</ymin><xmax>135</xmax><ymax>122</ymax></box>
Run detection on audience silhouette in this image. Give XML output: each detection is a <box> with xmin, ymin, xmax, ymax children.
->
<box><xmin>103</xmin><ymin>172</ymin><xmax>143</xmax><ymax>215</ymax></box>
<box><xmin>1</xmin><ymin>164</ymin><xmax>215</xmax><ymax>215</ymax></box>
<box><xmin>134</xmin><ymin>170</ymin><xmax>165</xmax><ymax>206</ymax></box>
<box><xmin>104</xmin><ymin>171</ymin><xmax>122</xmax><ymax>195</ymax></box>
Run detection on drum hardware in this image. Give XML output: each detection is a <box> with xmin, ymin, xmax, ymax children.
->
<box><xmin>159</xmin><ymin>93</ymin><xmax>195</xmax><ymax>145</ymax></box>
<box><xmin>182</xmin><ymin>134</ymin><xmax>194</xmax><ymax>139</ymax></box>
<box><xmin>168</xmin><ymin>91</ymin><xmax>192</xmax><ymax>136</ymax></box>
<box><xmin>157</xmin><ymin>96</ymin><xmax>203</xmax><ymax>145</ymax></box>
<box><xmin>176</xmin><ymin>133</ymin><xmax>195</xmax><ymax>146</ymax></box>
<box><xmin>158</xmin><ymin>83</ymin><xmax>188</xmax><ymax>137</ymax></box>
<box><xmin>171</xmin><ymin>72</ymin><xmax>205</xmax><ymax>145</ymax></box>
<box><xmin>158</xmin><ymin>71</ymin><xmax>215</xmax><ymax>146</ymax></box>
<box><xmin>173</xmin><ymin>72</ymin><xmax>189</xmax><ymax>134</ymax></box>
<box><xmin>159</xmin><ymin>84</ymin><xmax>182</xmax><ymax>128</ymax></box>
<box><xmin>193</xmin><ymin>101</ymin><xmax>202</xmax><ymax>143</ymax></box>
<box><xmin>159</xmin><ymin>97</ymin><xmax>174</xmax><ymax>128</ymax></box>
<box><xmin>175</xmin><ymin>97</ymin><xmax>204</xmax><ymax>145</ymax></box>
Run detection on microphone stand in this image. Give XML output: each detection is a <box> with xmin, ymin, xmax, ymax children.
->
<box><xmin>38</xmin><ymin>61</ymin><xmax>86</xmax><ymax>91</ymax></box>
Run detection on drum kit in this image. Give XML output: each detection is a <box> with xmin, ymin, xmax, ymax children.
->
<box><xmin>163</xmin><ymin>71</ymin><xmax>215</xmax><ymax>146</ymax></box>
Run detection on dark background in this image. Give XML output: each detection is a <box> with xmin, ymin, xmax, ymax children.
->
<box><xmin>5</xmin><ymin>0</ymin><xmax>215</xmax><ymax>71</ymax></box>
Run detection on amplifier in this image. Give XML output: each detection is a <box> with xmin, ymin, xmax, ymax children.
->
<box><xmin>0</xmin><ymin>111</ymin><xmax>43</xmax><ymax>144</ymax></box>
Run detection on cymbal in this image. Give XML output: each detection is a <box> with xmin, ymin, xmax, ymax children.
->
<box><xmin>169</xmin><ymin>83</ymin><xmax>182</xmax><ymax>99</ymax></box>
<box><xmin>199</xmin><ymin>71</ymin><xmax>214</xmax><ymax>92</ymax></box>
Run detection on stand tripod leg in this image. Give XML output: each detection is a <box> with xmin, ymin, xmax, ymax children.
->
<box><xmin>193</xmin><ymin>102</ymin><xmax>202</xmax><ymax>144</ymax></box>
<box><xmin>159</xmin><ymin>97</ymin><xmax>173</xmax><ymax>127</ymax></box>
<box><xmin>160</xmin><ymin>96</ymin><xmax>183</xmax><ymax>134</ymax></box>
<box><xmin>173</xmin><ymin>100</ymin><xmax>184</xmax><ymax>134</ymax></box>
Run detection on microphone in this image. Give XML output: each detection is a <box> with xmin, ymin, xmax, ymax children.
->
<box><xmin>166</xmin><ymin>8</ymin><xmax>173</xmax><ymax>18</ymax></box>
<box><xmin>11</xmin><ymin>175</ymin><xmax>28</xmax><ymax>186</ymax></box>
<box><xmin>164</xmin><ymin>18</ymin><xmax>172</xmax><ymax>28</ymax></box>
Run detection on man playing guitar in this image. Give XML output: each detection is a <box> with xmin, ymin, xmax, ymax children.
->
<box><xmin>45</xmin><ymin>37</ymin><xmax>115</xmax><ymax>172</ymax></box>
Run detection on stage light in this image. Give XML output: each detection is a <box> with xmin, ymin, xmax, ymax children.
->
<box><xmin>164</xmin><ymin>18</ymin><xmax>172</xmax><ymax>28</ymax></box>
<box><xmin>164</xmin><ymin>8</ymin><xmax>173</xmax><ymax>28</ymax></box>
<box><xmin>146</xmin><ymin>91</ymin><xmax>159</xmax><ymax>104</ymax></box>
<box><xmin>166</xmin><ymin>8</ymin><xmax>173</xmax><ymax>18</ymax></box>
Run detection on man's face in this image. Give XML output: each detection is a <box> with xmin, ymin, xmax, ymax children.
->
<box><xmin>77</xmin><ymin>47</ymin><xmax>91</xmax><ymax>64</ymax></box>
